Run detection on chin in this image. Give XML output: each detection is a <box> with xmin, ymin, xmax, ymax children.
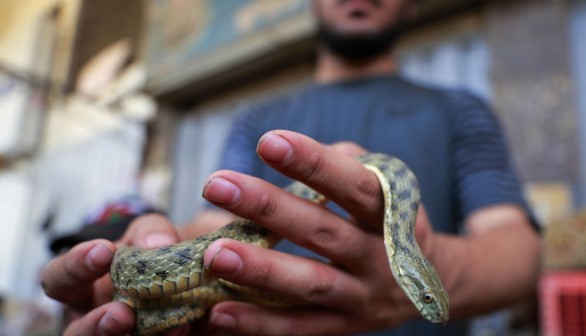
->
<box><xmin>341</xmin><ymin>25</ymin><xmax>381</xmax><ymax>36</ymax></box>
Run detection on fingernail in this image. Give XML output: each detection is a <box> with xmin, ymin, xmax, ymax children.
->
<box><xmin>257</xmin><ymin>132</ymin><xmax>293</xmax><ymax>163</ymax></box>
<box><xmin>210</xmin><ymin>312</ymin><xmax>237</xmax><ymax>329</ymax></box>
<box><xmin>203</xmin><ymin>176</ymin><xmax>241</xmax><ymax>205</ymax></box>
<box><xmin>87</xmin><ymin>243</ymin><xmax>113</xmax><ymax>269</ymax></box>
<box><xmin>98</xmin><ymin>311</ymin><xmax>129</xmax><ymax>336</ymax></box>
<box><xmin>145</xmin><ymin>233</ymin><xmax>176</xmax><ymax>248</ymax></box>
<box><xmin>204</xmin><ymin>242</ymin><xmax>243</xmax><ymax>275</ymax></box>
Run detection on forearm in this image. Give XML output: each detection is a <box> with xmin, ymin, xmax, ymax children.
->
<box><xmin>178</xmin><ymin>209</ymin><xmax>236</xmax><ymax>241</ymax></box>
<box><xmin>432</xmin><ymin>208</ymin><xmax>541</xmax><ymax>319</ymax></box>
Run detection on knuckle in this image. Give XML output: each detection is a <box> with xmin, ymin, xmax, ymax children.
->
<box><xmin>330</xmin><ymin>141</ymin><xmax>367</xmax><ymax>156</ymax></box>
<box><xmin>314</xmin><ymin>225</ymin><xmax>337</xmax><ymax>242</ymax></box>
<box><xmin>249</xmin><ymin>261</ymin><xmax>274</xmax><ymax>288</ymax></box>
<box><xmin>63</xmin><ymin>258</ymin><xmax>85</xmax><ymax>284</ymax></box>
<box><xmin>304</xmin><ymin>265</ymin><xmax>335</xmax><ymax>304</ymax></box>
<box><xmin>40</xmin><ymin>276</ymin><xmax>57</xmax><ymax>298</ymax></box>
<box><xmin>299</xmin><ymin>151</ymin><xmax>323</xmax><ymax>185</ymax></box>
<box><xmin>304</xmin><ymin>225</ymin><xmax>338</xmax><ymax>251</ymax></box>
<box><xmin>347</xmin><ymin>171</ymin><xmax>380</xmax><ymax>210</ymax></box>
<box><xmin>254</xmin><ymin>191</ymin><xmax>277</xmax><ymax>220</ymax></box>
<box><xmin>41</xmin><ymin>254</ymin><xmax>85</xmax><ymax>299</ymax></box>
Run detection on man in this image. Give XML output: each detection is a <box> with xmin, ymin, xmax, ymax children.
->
<box><xmin>41</xmin><ymin>0</ymin><xmax>541</xmax><ymax>335</ymax></box>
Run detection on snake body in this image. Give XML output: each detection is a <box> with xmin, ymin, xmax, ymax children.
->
<box><xmin>111</xmin><ymin>154</ymin><xmax>449</xmax><ymax>335</ymax></box>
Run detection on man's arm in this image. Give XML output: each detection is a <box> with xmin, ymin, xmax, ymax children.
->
<box><xmin>432</xmin><ymin>205</ymin><xmax>541</xmax><ymax>319</ymax></box>
<box><xmin>431</xmin><ymin>91</ymin><xmax>542</xmax><ymax>317</ymax></box>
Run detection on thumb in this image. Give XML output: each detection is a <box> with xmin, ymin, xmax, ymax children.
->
<box><xmin>118</xmin><ymin>214</ymin><xmax>180</xmax><ymax>248</ymax></box>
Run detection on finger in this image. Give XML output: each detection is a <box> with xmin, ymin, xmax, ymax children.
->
<box><xmin>118</xmin><ymin>214</ymin><xmax>180</xmax><ymax>248</ymax></box>
<box><xmin>41</xmin><ymin>239</ymin><xmax>116</xmax><ymax>309</ymax></box>
<box><xmin>256</xmin><ymin>130</ymin><xmax>384</xmax><ymax>229</ymax></box>
<box><xmin>208</xmin><ymin>302</ymin><xmax>366</xmax><ymax>336</ymax></box>
<box><xmin>64</xmin><ymin>302</ymin><xmax>134</xmax><ymax>336</ymax></box>
<box><xmin>203</xmin><ymin>238</ymin><xmax>369</xmax><ymax>308</ymax></box>
<box><xmin>328</xmin><ymin>141</ymin><xmax>368</xmax><ymax>157</ymax></box>
<box><xmin>202</xmin><ymin>170</ymin><xmax>373</xmax><ymax>268</ymax></box>
<box><xmin>414</xmin><ymin>206</ymin><xmax>434</xmax><ymax>256</ymax></box>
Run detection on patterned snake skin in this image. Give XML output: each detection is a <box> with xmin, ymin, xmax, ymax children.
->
<box><xmin>110</xmin><ymin>154</ymin><xmax>450</xmax><ymax>335</ymax></box>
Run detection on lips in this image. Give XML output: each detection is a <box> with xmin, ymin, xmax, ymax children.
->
<box><xmin>340</xmin><ymin>0</ymin><xmax>381</xmax><ymax>9</ymax></box>
<box><xmin>339</xmin><ymin>0</ymin><xmax>381</xmax><ymax>17</ymax></box>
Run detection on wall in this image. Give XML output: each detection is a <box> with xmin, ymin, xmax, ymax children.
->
<box><xmin>569</xmin><ymin>0</ymin><xmax>586</xmax><ymax>206</ymax></box>
<box><xmin>486</xmin><ymin>0</ymin><xmax>579</xmax><ymax>223</ymax></box>
<box><xmin>0</xmin><ymin>0</ymin><xmax>71</xmax><ymax>301</ymax></box>
<box><xmin>0</xmin><ymin>0</ymin><xmax>81</xmax><ymax>84</ymax></box>
<box><xmin>0</xmin><ymin>0</ymin><xmax>149</xmax><ymax>303</ymax></box>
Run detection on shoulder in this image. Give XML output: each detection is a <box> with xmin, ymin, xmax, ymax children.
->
<box><xmin>402</xmin><ymin>78</ymin><xmax>490</xmax><ymax>111</ymax></box>
<box><xmin>406</xmin><ymin>79</ymin><xmax>499</xmax><ymax>130</ymax></box>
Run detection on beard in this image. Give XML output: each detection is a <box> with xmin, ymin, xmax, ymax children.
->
<box><xmin>316</xmin><ymin>21</ymin><xmax>404</xmax><ymax>64</ymax></box>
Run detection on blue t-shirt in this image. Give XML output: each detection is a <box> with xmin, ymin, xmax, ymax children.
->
<box><xmin>214</xmin><ymin>74</ymin><xmax>534</xmax><ymax>336</ymax></box>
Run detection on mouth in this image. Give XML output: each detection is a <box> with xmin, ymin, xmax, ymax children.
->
<box><xmin>339</xmin><ymin>0</ymin><xmax>381</xmax><ymax>17</ymax></box>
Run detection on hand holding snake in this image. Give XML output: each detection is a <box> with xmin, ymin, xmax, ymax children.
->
<box><xmin>111</xmin><ymin>131</ymin><xmax>449</xmax><ymax>335</ymax></box>
<box><xmin>42</xmin><ymin>131</ymin><xmax>450</xmax><ymax>336</ymax></box>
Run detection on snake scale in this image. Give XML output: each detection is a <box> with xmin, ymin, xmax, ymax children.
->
<box><xmin>111</xmin><ymin>154</ymin><xmax>449</xmax><ymax>335</ymax></box>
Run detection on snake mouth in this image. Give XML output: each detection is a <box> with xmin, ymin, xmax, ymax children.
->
<box><xmin>418</xmin><ymin>291</ymin><xmax>449</xmax><ymax>324</ymax></box>
<box><xmin>424</xmin><ymin>310</ymin><xmax>449</xmax><ymax>324</ymax></box>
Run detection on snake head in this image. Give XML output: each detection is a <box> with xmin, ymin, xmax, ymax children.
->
<box><xmin>394</xmin><ymin>262</ymin><xmax>450</xmax><ymax>324</ymax></box>
<box><xmin>417</xmin><ymin>285</ymin><xmax>450</xmax><ymax>324</ymax></box>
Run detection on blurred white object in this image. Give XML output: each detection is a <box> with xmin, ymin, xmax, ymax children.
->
<box><xmin>75</xmin><ymin>38</ymin><xmax>133</xmax><ymax>97</ymax></box>
<box><xmin>0</xmin><ymin>73</ymin><xmax>45</xmax><ymax>157</ymax></box>
<box><xmin>119</xmin><ymin>93</ymin><xmax>157</xmax><ymax>122</ymax></box>
<box><xmin>96</xmin><ymin>62</ymin><xmax>148</xmax><ymax>106</ymax></box>
<box><xmin>0</xmin><ymin>170</ymin><xmax>39</xmax><ymax>299</ymax></box>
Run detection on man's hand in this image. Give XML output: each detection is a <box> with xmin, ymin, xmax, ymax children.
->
<box><xmin>200</xmin><ymin>130</ymin><xmax>433</xmax><ymax>335</ymax></box>
<box><xmin>41</xmin><ymin>215</ymin><xmax>185</xmax><ymax>336</ymax></box>
<box><xmin>200</xmin><ymin>130</ymin><xmax>540</xmax><ymax>335</ymax></box>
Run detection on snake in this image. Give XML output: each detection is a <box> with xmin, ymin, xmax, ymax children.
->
<box><xmin>110</xmin><ymin>154</ymin><xmax>450</xmax><ymax>335</ymax></box>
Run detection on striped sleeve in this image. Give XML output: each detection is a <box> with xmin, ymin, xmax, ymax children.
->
<box><xmin>448</xmin><ymin>91</ymin><xmax>538</xmax><ymax>228</ymax></box>
<box><xmin>216</xmin><ymin>103</ymin><xmax>266</xmax><ymax>177</ymax></box>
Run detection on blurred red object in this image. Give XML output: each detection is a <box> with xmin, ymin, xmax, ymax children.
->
<box><xmin>540</xmin><ymin>271</ymin><xmax>586</xmax><ymax>336</ymax></box>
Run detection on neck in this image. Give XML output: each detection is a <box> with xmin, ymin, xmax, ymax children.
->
<box><xmin>315</xmin><ymin>47</ymin><xmax>398</xmax><ymax>84</ymax></box>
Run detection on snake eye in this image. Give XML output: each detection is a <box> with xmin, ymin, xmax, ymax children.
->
<box><xmin>422</xmin><ymin>292</ymin><xmax>435</xmax><ymax>304</ymax></box>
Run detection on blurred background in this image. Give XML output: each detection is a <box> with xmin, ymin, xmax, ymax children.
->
<box><xmin>0</xmin><ymin>0</ymin><xmax>585</xmax><ymax>335</ymax></box>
